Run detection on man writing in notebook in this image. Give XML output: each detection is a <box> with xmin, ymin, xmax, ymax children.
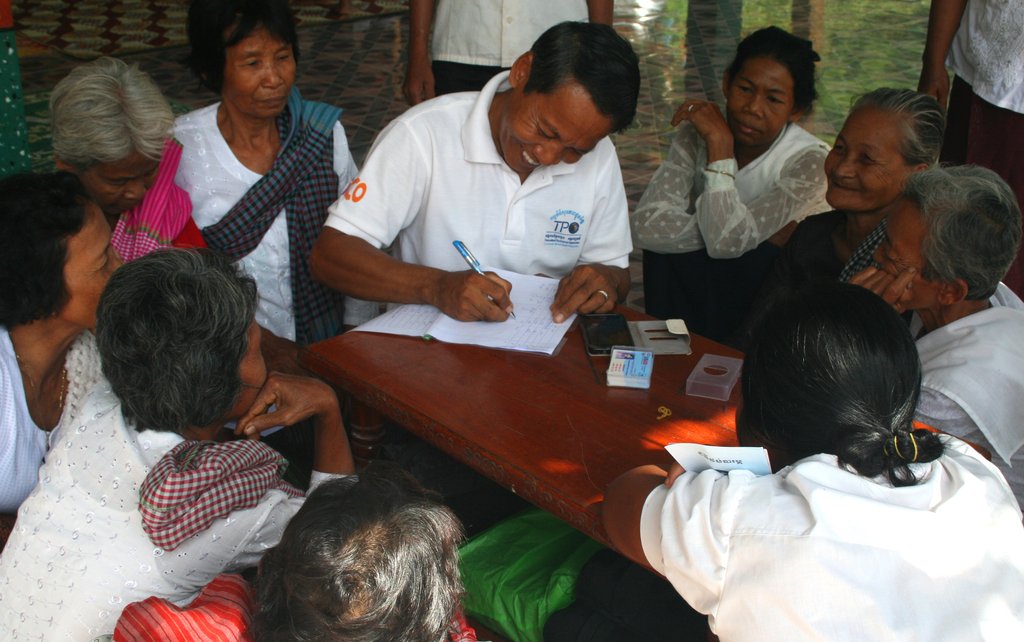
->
<box><xmin>311</xmin><ymin>22</ymin><xmax>640</xmax><ymax>323</ymax></box>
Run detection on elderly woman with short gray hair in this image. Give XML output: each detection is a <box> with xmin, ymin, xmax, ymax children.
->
<box><xmin>51</xmin><ymin>57</ymin><xmax>203</xmax><ymax>260</ymax></box>
<box><xmin>0</xmin><ymin>250</ymin><xmax>355</xmax><ymax>640</ymax></box>
<box><xmin>736</xmin><ymin>88</ymin><xmax>945</xmax><ymax>347</ymax></box>
<box><xmin>852</xmin><ymin>165</ymin><xmax>1024</xmax><ymax>505</ymax></box>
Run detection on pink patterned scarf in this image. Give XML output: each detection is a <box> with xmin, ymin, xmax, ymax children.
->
<box><xmin>111</xmin><ymin>138</ymin><xmax>194</xmax><ymax>262</ymax></box>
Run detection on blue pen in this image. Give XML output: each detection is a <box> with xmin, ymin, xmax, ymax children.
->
<box><xmin>452</xmin><ymin>240</ymin><xmax>515</xmax><ymax>318</ymax></box>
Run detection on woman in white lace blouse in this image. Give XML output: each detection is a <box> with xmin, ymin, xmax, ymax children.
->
<box><xmin>631</xmin><ymin>26</ymin><xmax>829</xmax><ymax>341</ymax></box>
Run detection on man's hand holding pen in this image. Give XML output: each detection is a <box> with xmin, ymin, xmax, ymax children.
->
<box><xmin>430</xmin><ymin>269</ymin><xmax>515</xmax><ymax>322</ymax></box>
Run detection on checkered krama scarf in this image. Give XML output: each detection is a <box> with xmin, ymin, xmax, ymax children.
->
<box><xmin>139</xmin><ymin>440</ymin><xmax>302</xmax><ymax>550</ymax></box>
<box><xmin>201</xmin><ymin>87</ymin><xmax>346</xmax><ymax>344</ymax></box>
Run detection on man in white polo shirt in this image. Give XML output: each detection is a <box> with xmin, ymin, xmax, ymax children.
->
<box><xmin>312</xmin><ymin>22</ymin><xmax>640</xmax><ymax>324</ymax></box>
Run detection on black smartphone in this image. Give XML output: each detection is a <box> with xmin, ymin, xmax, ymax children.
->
<box><xmin>580</xmin><ymin>313</ymin><xmax>634</xmax><ymax>356</ymax></box>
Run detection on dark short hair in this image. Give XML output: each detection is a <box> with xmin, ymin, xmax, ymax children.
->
<box><xmin>524</xmin><ymin>21</ymin><xmax>640</xmax><ymax>133</ymax></box>
<box><xmin>184</xmin><ymin>0</ymin><xmax>299</xmax><ymax>94</ymax></box>
<box><xmin>0</xmin><ymin>172</ymin><xmax>87</xmax><ymax>327</ymax></box>
<box><xmin>741</xmin><ymin>283</ymin><xmax>943</xmax><ymax>486</ymax></box>
<box><xmin>255</xmin><ymin>462</ymin><xmax>465</xmax><ymax>642</ymax></box>
<box><xmin>96</xmin><ymin>250</ymin><xmax>258</xmax><ymax>433</ymax></box>
<box><xmin>725</xmin><ymin>26</ymin><xmax>820</xmax><ymax>113</ymax></box>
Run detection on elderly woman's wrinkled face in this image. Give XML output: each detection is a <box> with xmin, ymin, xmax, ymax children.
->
<box><xmin>872</xmin><ymin>198</ymin><xmax>941</xmax><ymax>312</ymax></box>
<box><xmin>67</xmin><ymin>150</ymin><xmax>160</xmax><ymax>221</ymax></box>
<box><xmin>824</xmin><ymin>106</ymin><xmax>927</xmax><ymax>214</ymax></box>
<box><xmin>220</xmin><ymin>26</ymin><xmax>296</xmax><ymax>122</ymax></box>
<box><xmin>59</xmin><ymin>201</ymin><xmax>122</xmax><ymax>332</ymax></box>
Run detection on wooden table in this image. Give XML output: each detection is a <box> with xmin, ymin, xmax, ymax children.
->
<box><xmin>302</xmin><ymin>309</ymin><xmax>741</xmax><ymax>546</ymax></box>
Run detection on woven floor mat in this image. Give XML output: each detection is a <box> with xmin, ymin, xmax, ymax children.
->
<box><xmin>13</xmin><ymin>0</ymin><xmax>407</xmax><ymax>59</ymax></box>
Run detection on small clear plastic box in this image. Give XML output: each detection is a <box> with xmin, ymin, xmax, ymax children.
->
<box><xmin>686</xmin><ymin>354</ymin><xmax>743</xmax><ymax>401</ymax></box>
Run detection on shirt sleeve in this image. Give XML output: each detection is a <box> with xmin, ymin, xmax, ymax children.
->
<box><xmin>578</xmin><ymin>138</ymin><xmax>632</xmax><ymax>268</ymax></box>
<box><xmin>324</xmin><ymin>118</ymin><xmax>431</xmax><ymax>249</ymax></box>
<box><xmin>630</xmin><ymin>124</ymin><xmax>704</xmax><ymax>254</ymax></box>
<box><xmin>331</xmin><ymin>121</ymin><xmax>359</xmax><ymax>190</ymax></box>
<box><xmin>696</xmin><ymin>145</ymin><xmax>829</xmax><ymax>259</ymax></box>
<box><xmin>639</xmin><ymin>469</ymin><xmax>746</xmax><ymax>617</ymax></box>
<box><xmin>915</xmin><ymin>387</ymin><xmax>986</xmax><ymax>443</ymax></box>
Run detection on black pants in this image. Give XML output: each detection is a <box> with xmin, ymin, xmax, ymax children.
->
<box><xmin>432</xmin><ymin>60</ymin><xmax>504</xmax><ymax>95</ymax></box>
<box><xmin>545</xmin><ymin>550</ymin><xmax>709</xmax><ymax>642</ymax></box>
<box><xmin>642</xmin><ymin>244</ymin><xmax>780</xmax><ymax>344</ymax></box>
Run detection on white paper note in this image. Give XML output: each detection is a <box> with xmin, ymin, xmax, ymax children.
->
<box><xmin>665</xmin><ymin>443</ymin><xmax>772</xmax><ymax>476</ymax></box>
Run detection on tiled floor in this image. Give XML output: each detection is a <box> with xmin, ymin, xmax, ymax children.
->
<box><xmin>16</xmin><ymin>0</ymin><xmax>931</xmax><ymax>308</ymax></box>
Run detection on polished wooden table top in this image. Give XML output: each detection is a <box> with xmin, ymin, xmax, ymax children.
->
<box><xmin>302</xmin><ymin>311</ymin><xmax>741</xmax><ymax>545</ymax></box>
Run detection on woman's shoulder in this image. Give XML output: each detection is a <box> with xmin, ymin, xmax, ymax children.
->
<box><xmin>173</xmin><ymin>103</ymin><xmax>220</xmax><ymax>137</ymax></box>
<box><xmin>768</xmin><ymin>124</ymin><xmax>829</xmax><ymax>169</ymax></box>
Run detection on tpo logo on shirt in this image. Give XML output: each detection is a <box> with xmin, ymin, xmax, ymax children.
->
<box><xmin>545</xmin><ymin>209</ymin><xmax>584</xmax><ymax>248</ymax></box>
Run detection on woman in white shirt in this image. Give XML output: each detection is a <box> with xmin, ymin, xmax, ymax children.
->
<box><xmin>0</xmin><ymin>173</ymin><xmax>116</xmax><ymax>518</ymax></box>
<box><xmin>0</xmin><ymin>250</ymin><xmax>355</xmax><ymax>640</ymax></box>
<box><xmin>631</xmin><ymin>26</ymin><xmax>829</xmax><ymax>341</ymax></box>
<box><xmin>603</xmin><ymin>283</ymin><xmax>1024</xmax><ymax>641</ymax></box>
<box><xmin>175</xmin><ymin>0</ymin><xmax>367</xmax><ymax>348</ymax></box>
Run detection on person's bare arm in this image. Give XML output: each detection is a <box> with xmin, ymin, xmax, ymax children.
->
<box><xmin>259</xmin><ymin>326</ymin><xmax>308</xmax><ymax>375</ymax></box>
<box><xmin>235</xmin><ymin>373</ymin><xmax>356</xmax><ymax>476</ymax></box>
<box><xmin>550</xmin><ymin>263</ymin><xmax>630</xmax><ymax>323</ymax></box>
<box><xmin>586</xmin><ymin>0</ymin><xmax>614</xmax><ymax>25</ymax></box>
<box><xmin>918</xmin><ymin>0</ymin><xmax>968</xmax><ymax>107</ymax></box>
<box><xmin>311</xmin><ymin>228</ymin><xmax>513</xmax><ymax>322</ymax></box>
<box><xmin>404</xmin><ymin>0</ymin><xmax>437</xmax><ymax>105</ymax></box>
<box><xmin>602</xmin><ymin>465</ymin><xmax>668</xmax><ymax>567</ymax></box>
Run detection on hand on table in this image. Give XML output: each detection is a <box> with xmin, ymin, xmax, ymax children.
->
<box><xmin>433</xmin><ymin>270</ymin><xmax>514</xmax><ymax>322</ymax></box>
<box><xmin>672</xmin><ymin>100</ymin><xmax>734</xmax><ymax>162</ymax></box>
<box><xmin>235</xmin><ymin>372</ymin><xmax>340</xmax><ymax>439</ymax></box>
<box><xmin>551</xmin><ymin>264</ymin><xmax>623</xmax><ymax>323</ymax></box>
<box><xmin>849</xmin><ymin>265</ymin><xmax>916</xmax><ymax>313</ymax></box>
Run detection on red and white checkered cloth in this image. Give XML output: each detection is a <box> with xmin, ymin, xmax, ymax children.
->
<box><xmin>139</xmin><ymin>440</ymin><xmax>302</xmax><ymax>550</ymax></box>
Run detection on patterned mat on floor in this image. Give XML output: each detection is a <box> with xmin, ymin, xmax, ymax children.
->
<box><xmin>13</xmin><ymin>0</ymin><xmax>408</xmax><ymax>59</ymax></box>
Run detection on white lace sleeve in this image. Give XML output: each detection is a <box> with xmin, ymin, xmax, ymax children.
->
<box><xmin>630</xmin><ymin>124</ymin><xmax>706</xmax><ymax>254</ymax></box>
<box><xmin>696</xmin><ymin>145</ymin><xmax>829</xmax><ymax>259</ymax></box>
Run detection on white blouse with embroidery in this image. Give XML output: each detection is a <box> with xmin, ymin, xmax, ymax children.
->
<box><xmin>0</xmin><ymin>330</ymin><xmax>102</xmax><ymax>513</ymax></box>
<box><xmin>0</xmin><ymin>382</ymin><xmax>341</xmax><ymax>640</ymax></box>
<box><xmin>631</xmin><ymin>121</ymin><xmax>829</xmax><ymax>258</ymax></box>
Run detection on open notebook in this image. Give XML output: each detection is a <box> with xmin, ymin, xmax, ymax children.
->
<box><xmin>351</xmin><ymin>270</ymin><xmax>576</xmax><ymax>355</ymax></box>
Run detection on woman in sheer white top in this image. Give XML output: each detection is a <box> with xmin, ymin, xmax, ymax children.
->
<box><xmin>631</xmin><ymin>26</ymin><xmax>828</xmax><ymax>341</ymax></box>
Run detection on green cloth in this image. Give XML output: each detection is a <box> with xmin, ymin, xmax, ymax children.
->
<box><xmin>460</xmin><ymin>509</ymin><xmax>604</xmax><ymax>642</ymax></box>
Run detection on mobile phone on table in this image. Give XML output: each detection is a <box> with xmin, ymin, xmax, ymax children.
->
<box><xmin>580</xmin><ymin>313</ymin><xmax>634</xmax><ymax>356</ymax></box>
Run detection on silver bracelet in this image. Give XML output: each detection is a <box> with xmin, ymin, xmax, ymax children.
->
<box><xmin>704</xmin><ymin>168</ymin><xmax>735</xmax><ymax>180</ymax></box>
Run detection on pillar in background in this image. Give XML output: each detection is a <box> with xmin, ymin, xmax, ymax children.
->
<box><xmin>1</xmin><ymin>0</ymin><xmax>31</xmax><ymax>177</ymax></box>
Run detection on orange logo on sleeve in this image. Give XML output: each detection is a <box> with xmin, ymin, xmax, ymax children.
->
<box><xmin>342</xmin><ymin>178</ymin><xmax>368</xmax><ymax>203</ymax></box>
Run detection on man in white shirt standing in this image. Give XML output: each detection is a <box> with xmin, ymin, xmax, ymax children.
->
<box><xmin>403</xmin><ymin>0</ymin><xmax>614</xmax><ymax>105</ymax></box>
<box><xmin>312</xmin><ymin>22</ymin><xmax>640</xmax><ymax>324</ymax></box>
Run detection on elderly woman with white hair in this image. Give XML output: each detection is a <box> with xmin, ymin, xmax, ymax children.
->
<box><xmin>51</xmin><ymin>56</ymin><xmax>204</xmax><ymax>261</ymax></box>
<box><xmin>853</xmin><ymin>164</ymin><xmax>1024</xmax><ymax>505</ymax></box>
<box><xmin>0</xmin><ymin>250</ymin><xmax>355</xmax><ymax>640</ymax></box>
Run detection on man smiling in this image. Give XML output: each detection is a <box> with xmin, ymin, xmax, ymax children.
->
<box><xmin>312</xmin><ymin>22</ymin><xmax>639</xmax><ymax>323</ymax></box>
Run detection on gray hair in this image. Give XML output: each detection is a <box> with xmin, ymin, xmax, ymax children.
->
<box><xmin>255</xmin><ymin>462</ymin><xmax>465</xmax><ymax>642</ymax></box>
<box><xmin>96</xmin><ymin>250</ymin><xmax>258</xmax><ymax>433</ymax></box>
<box><xmin>904</xmin><ymin>165</ymin><xmax>1022</xmax><ymax>300</ymax></box>
<box><xmin>50</xmin><ymin>57</ymin><xmax>173</xmax><ymax>170</ymax></box>
<box><xmin>852</xmin><ymin>88</ymin><xmax>944</xmax><ymax>167</ymax></box>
